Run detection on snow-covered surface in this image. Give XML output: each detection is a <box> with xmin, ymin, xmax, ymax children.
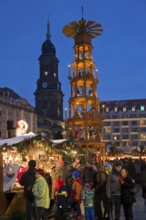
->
<box><xmin>50</xmin><ymin>139</ymin><xmax>67</xmax><ymax>144</ymax></box>
<box><xmin>0</xmin><ymin>132</ymin><xmax>37</xmax><ymax>147</ymax></box>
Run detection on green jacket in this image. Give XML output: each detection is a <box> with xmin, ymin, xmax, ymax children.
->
<box><xmin>32</xmin><ymin>176</ymin><xmax>50</xmax><ymax>209</ymax></box>
<box><xmin>81</xmin><ymin>187</ymin><xmax>94</xmax><ymax>207</ymax></box>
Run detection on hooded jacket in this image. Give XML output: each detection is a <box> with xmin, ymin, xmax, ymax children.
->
<box><xmin>32</xmin><ymin>175</ymin><xmax>50</xmax><ymax>209</ymax></box>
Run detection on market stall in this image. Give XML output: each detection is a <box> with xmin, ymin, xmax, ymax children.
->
<box><xmin>0</xmin><ymin>133</ymin><xmax>37</xmax><ymax>218</ymax></box>
<box><xmin>0</xmin><ymin>133</ymin><xmax>68</xmax><ymax>219</ymax></box>
<box><xmin>0</xmin><ymin>133</ymin><xmax>52</xmax><ymax>218</ymax></box>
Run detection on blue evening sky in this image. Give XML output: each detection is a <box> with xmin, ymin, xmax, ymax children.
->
<box><xmin>0</xmin><ymin>0</ymin><xmax>146</xmax><ymax>111</ymax></box>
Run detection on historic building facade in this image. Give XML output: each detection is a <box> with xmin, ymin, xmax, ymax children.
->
<box><xmin>34</xmin><ymin>21</ymin><xmax>64</xmax><ymax>137</ymax></box>
<box><xmin>101</xmin><ymin>99</ymin><xmax>146</xmax><ymax>150</ymax></box>
<box><xmin>0</xmin><ymin>87</ymin><xmax>37</xmax><ymax>139</ymax></box>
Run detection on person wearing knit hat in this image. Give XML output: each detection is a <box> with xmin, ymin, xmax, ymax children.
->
<box><xmin>36</xmin><ymin>168</ymin><xmax>45</xmax><ymax>176</ymax></box>
<box><xmin>32</xmin><ymin>169</ymin><xmax>50</xmax><ymax>220</ymax></box>
<box><xmin>106</xmin><ymin>160</ymin><xmax>122</xmax><ymax>220</ymax></box>
<box><xmin>105</xmin><ymin>162</ymin><xmax>111</xmax><ymax>169</ymax></box>
<box><xmin>72</xmin><ymin>170</ymin><xmax>80</xmax><ymax>179</ymax></box>
<box><xmin>104</xmin><ymin>162</ymin><xmax>112</xmax><ymax>175</ymax></box>
<box><xmin>82</xmin><ymin>182</ymin><xmax>95</xmax><ymax>220</ymax></box>
<box><xmin>68</xmin><ymin>170</ymin><xmax>82</xmax><ymax>220</ymax></box>
<box><xmin>84</xmin><ymin>183</ymin><xmax>92</xmax><ymax>189</ymax></box>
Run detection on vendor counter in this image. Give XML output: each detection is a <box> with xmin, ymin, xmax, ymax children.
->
<box><xmin>5</xmin><ymin>187</ymin><xmax>25</xmax><ymax>215</ymax></box>
<box><xmin>0</xmin><ymin>187</ymin><xmax>25</xmax><ymax>218</ymax></box>
<box><xmin>0</xmin><ymin>161</ymin><xmax>26</xmax><ymax>218</ymax></box>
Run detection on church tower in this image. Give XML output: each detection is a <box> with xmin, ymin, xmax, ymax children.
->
<box><xmin>34</xmin><ymin>21</ymin><xmax>64</xmax><ymax>135</ymax></box>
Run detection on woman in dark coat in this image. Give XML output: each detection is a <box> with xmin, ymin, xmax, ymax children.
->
<box><xmin>120</xmin><ymin>168</ymin><xmax>136</xmax><ymax>220</ymax></box>
<box><xmin>54</xmin><ymin>179</ymin><xmax>68</xmax><ymax>220</ymax></box>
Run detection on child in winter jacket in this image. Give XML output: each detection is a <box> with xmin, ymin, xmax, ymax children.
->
<box><xmin>54</xmin><ymin>179</ymin><xmax>68</xmax><ymax>220</ymax></box>
<box><xmin>82</xmin><ymin>183</ymin><xmax>95</xmax><ymax>220</ymax></box>
<box><xmin>68</xmin><ymin>170</ymin><xmax>82</xmax><ymax>220</ymax></box>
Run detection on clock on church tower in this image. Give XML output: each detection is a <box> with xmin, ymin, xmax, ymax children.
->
<box><xmin>42</xmin><ymin>82</ymin><xmax>47</xmax><ymax>88</ymax></box>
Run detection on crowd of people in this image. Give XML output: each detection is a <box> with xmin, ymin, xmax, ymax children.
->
<box><xmin>19</xmin><ymin>156</ymin><xmax>146</xmax><ymax>220</ymax></box>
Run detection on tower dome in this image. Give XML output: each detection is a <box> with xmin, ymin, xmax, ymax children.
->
<box><xmin>41</xmin><ymin>20</ymin><xmax>56</xmax><ymax>56</ymax></box>
<box><xmin>41</xmin><ymin>39</ymin><xmax>56</xmax><ymax>56</ymax></box>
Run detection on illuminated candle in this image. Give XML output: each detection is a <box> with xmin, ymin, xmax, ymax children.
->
<box><xmin>64</xmin><ymin>108</ymin><xmax>67</xmax><ymax>120</ymax></box>
<box><xmin>68</xmin><ymin>64</ymin><xmax>71</xmax><ymax>77</ymax></box>
<box><xmin>96</xmin><ymin>69</ymin><xmax>98</xmax><ymax>79</ymax></box>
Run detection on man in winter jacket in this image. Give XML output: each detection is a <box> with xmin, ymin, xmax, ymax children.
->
<box><xmin>81</xmin><ymin>159</ymin><xmax>95</xmax><ymax>186</ymax></box>
<box><xmin>32</xmin><ymin>169</ymin><xmax>50</xmax><ymax>220</ymax></box>
<box><xmin>20</xmin><ymin>160</ymin><xmax>36</xmax><ymax>220</ymax></box>
<box><xmin>106</xmin><ymin>160</ymin><xmax>122</xmax><ymax>220</ymax></box>
<box><xmin>92</xmin><ymin>163</ymin><xmax>108</xmax><ymax>220</ymax></box>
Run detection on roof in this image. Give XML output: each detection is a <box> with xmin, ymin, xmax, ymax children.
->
<box><xmin>101</xmin><ymin>99</ymin><xmax>146</xmax><ymax>111</ymax></box>
<box><xmin>0</xmin><ymin>133</ymin><xmax>37</xmax><ymax>147</ymax></box>
<box><xmin>0</xmin><ymin>87</ymin><xmax>34</xmax><ymax>109</ymax></box>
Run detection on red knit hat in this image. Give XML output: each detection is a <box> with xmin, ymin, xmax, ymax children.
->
<box><xmin>85</xmin><ymin>183</ymin><xmax>92</xmax><ymax>189</ymax></box>
<box><xmin>57</xmin><ymin>160</ymin><xmax>64</xmax><ymax>167</ymax></box>
<box><xmin>36</xmin><ymin>168</ymin><xmax>45</xmax><ymax>176</ymax></box>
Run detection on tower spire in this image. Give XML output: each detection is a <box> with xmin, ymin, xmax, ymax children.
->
<box><xmin>81</xmin><ymin>6</ymin><xmax>84</xmax><ymax>20</ymax></box>
<box><xmin>46</xmin><ymin>19</ymin><xmax>51</xmax><ymax>39</ymax></box>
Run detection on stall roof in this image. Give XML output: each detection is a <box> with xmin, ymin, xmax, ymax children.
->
<box><xmin>0</xmin><ymin>132</ymin><xmax>37</xmax><ymax>147</ymax></box>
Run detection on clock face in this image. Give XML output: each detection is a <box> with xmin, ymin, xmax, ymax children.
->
<box><xmin>42</xmin><ymin>82</ymin><xmax>47</xmax><ymax>88</ymax></box>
